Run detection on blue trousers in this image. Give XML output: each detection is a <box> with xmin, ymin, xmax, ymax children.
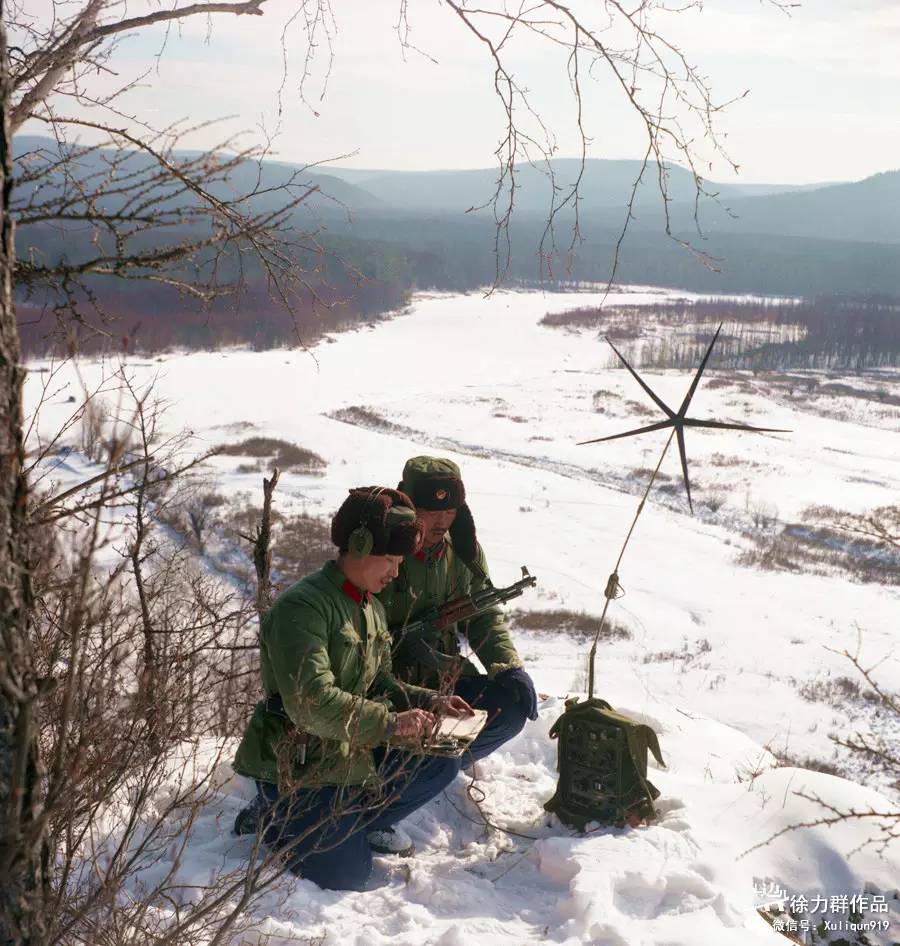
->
<box><xmin>454</xmin><ymin>673</ymin><xmax>528</xmax><ymax>768</ymax></box>
<box><xmin>256</xmin><ymin>748</ymin><xmax>458</xmax><ymax>890</ymax></box>
<box><xmin>254</xmin><ymin>676</ymin><xmax>526</xmax><ymax>891</ymax></box>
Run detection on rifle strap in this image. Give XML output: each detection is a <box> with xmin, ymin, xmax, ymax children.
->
<box><xmin>450</xmin><ymin>537</ymin><xmax>488</xmax><ymax>584</ymax></box>
<box><xmin>464</xmin><ymin>555</ymin><xmax>488</xmax><ymax>584</ymax></box>
<box><xmin>395</xmin><ymin>560</ymin><xmax>411</xmax><ymax>594</ymax></box>
<box><xmin>261</xmin><ymin>694</ymin><xmax>308</xmax><ymax>763</ymax></box>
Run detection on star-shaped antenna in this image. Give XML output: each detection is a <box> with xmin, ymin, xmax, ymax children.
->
<box><xmin>578</xmin><ymin>323</ymin><xmax>790</xmax><ymax>512</ymax></box>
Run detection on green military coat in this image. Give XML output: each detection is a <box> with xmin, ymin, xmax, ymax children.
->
<box><xmin>234</xmin><ymin>561</ymin><xmax>434</xmax><ymax>789</ymax></box>
<box><xmin>377</xmin><ymin>537</ymin><xmax>523</xmax><ymax>688</ymax></box>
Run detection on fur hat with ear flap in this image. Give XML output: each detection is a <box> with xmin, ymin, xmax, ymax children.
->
<box><xmin>398</xmin><ymin>456</ymin><xmax>478</xmax><ymax>562</ymax></box>
<box><xmin>331</xmin><ymin>486</ymin><xmax>422</xmax><ymax>557</ymax></box>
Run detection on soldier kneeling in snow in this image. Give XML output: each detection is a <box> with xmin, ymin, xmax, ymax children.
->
<box><xmin>380</xmin><ymin>456</ymin><xmax>538</xmax><ymax>739</ymax></box>
<box><xmin>233</xmin><ymin>486</ymin><xmax>473</xmax><ymax>891</ymax></box>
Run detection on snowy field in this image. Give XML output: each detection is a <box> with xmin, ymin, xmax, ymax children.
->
<box><xmin>25</xmin><ymin>287</ymin><xmax>900</xmax><ymax>946</ymax></box>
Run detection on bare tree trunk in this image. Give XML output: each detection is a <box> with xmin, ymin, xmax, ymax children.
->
<box><xmin>251</xmin><ymin>470</ymin><xmax>279</xmax><ymax>620</ymax></box>
<box><xmin>0</xmin><ymin>12</ymin><xmax>47</xmax><ymax>945</ymax></box>
<box><xmin>131</xmin><ymin>404</ymin><xmax>163</xmax><ymax>757</ymax></box>
<box><xmin>132</xmin><ymin>501</ymin><xmax>163</xmax><ymax>756</ymax></box>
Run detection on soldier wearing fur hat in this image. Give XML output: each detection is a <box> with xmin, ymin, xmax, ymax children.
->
<box><xmin>378</xmin><ymin>457</ymin><xmax>539</xmax><ymax>766</ymax></box>
<box><xmin>232</xmin><ymin>485</ymin><xmax>474</xmax><ymax>891</ymax></box>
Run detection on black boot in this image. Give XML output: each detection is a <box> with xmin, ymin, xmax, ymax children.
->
<box><xmin>233</xmin><ymin>798</ymin><xmax>262</xmax><ymax>836</ymax></box>
<box><xmin>366</xmin><ymin>826</ymin><xmax>415</xmax><ymax>857</ymax></box>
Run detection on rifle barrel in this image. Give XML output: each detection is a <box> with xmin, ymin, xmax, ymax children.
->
<box><xmin>394</xmin><ymin>570</ymin><xmax>537</xmax><ymax>642</ymax></box>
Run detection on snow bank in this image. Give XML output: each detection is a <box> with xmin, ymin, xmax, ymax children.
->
<box><xmin>25</xmin><ymin>286</ymin><xmax>900</xmax><ymax>944</ymax></box>
<box><xmin>139</xmin><ymin>694</ymin><xmax>898</xmax><ymax>946</ymax></box>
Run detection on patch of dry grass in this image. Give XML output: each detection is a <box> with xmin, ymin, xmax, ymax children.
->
<box><xmin>216</xmin><ymin>437</ymin><xmax>327</xmax><ymax>474</ymax></box>
<box><xmin>702</xmin><ymin>377</ymin><xmax>734</xmax><ymax>391</ymax></box>
<box><xmin>508</xmin><ymin>608</ymin><xmax>631</xmax><ymax>641</ymax></box>
<box><xmin>622</xmin><ymin>398</ymin><xmax>657</xmax><ymax>418</ymax></box>
<box><xmin>817</xmin><ymin>381</ymin><xmax>900</xmax><ymax>407</ymax></box>
<box><xmin>592</xmin><ymin>388</ymin><xmax>621</xmax><ymax>413</ymax></box>
<box><xmin>708</xmin><ymin>452</ymin><xmax>741</xmax><ymax>467</ymax></box>
<box><xmin>771</xmin><ymin>748</ymin><xmax>846</xmax><ymax>779</ymax></box>
<box><xmin>540</xmin><ymin>308</ymin><xmax>607</xmax><ymax>330</ymax></box>
<box><xmin>330</xmin><ymin>406</ymin><xmax>413</xmax><ymax>438</ymax></box>
<box><xmin>642</xmin><ymin>637</ymin><xmax>711</xmax><ymax>665</ymax></box>
<box><xmin>631</xmin><ymin>467</ymin><xmax>672</xmax><ymax>482</ymax></box>
<box><xmin>737</xmin><ymin>509</ymin><xmax>900</xmax><ymax>585</ymax></box>
<box><xmin>796</xmin><ymin>673</ymin><xmax>877</xmax><ymax>705</ymax></box>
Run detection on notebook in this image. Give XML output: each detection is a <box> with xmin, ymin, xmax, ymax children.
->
<box><xmin>425</xmin><ymin>709</ymin><xmax>489</xmax><ymax>757</ymax></box>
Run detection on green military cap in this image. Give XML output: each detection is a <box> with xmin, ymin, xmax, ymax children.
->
<box><xmin>398</xmin><ymin>456</ymin><xmax>479</xmax><ymax>562</ymax></box>
<box><xmin>399</xmin><ymin>456</ymin><xmax>465</xmax><ymax>511</ymax></box>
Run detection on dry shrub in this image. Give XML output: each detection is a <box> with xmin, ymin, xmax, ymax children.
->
<box><xmin>631</xmin><ymin>467</ymin><xmax>672</xmax><ymax>482</ymax></box>
<box><xmin>508</xmin><ymin>608</ymin><xmax>632</xmax><ymax>641</ymax></box>
<box><xmin>217</xmin><ymin>437</ymin><xmax>327</xmax><ymax>474</ymax></box>
<box><xmin>736</xmin><ymin>532</ymin><xmax>812</xmax><ymax>574</ymax></box>
<box><xmin>607</xmin><ymin>324</ymin><xmax>643</xmax><ymax>341</ymax></box>
<box><xmin>808</xmin><ymin>503</ymin><xmax>899</xmax><ymax>554</ymax></box>
<box><xmin>703</xmin><ymin>491</ymin><xmax>727</xmax><ymax>513</ymax></box>
<box><xmin>643</xmin><ymin>637</ymin><xmax>712</xmax><ymax>665</ymax></box>
<box><xmin>330</xmin><ymin>405</ymin><xmax>413</xmax><ymax>438</ymax></box>
<box><xmin>708</xmin><ymin>453</ymin><xmax>765</xmax><ymax>472</ymax></box>
<box><xmin>540</xmin><ymin>308</ymin><xmax>606</xmax><ymax>330</ymax></box>
<box><xmin>818</xmin><ymin>382</ymin><xmax>900</xmax><ymax>407</ymax></box>
<box><xmin>703</xmin><ymin>377</ymin><xmax>734</xmax><ymax>390</ymax></box>
<box><xmin>655</xmin><ymin>479</ymin><xmax>704</xmax><ymax>497</ymax></box>
<box><xmin>270</xmin><ymin>513</ymin><xmax>334</xmax><ymax>586</ymax></box>
<box><xmin>158</xmin><ymin>488</ymin><xmax>230</xmax><ymax>555</ymax></box>
<box><xmin>744</xmin><ymin>493</ymin><xmax>780</xmax><ymax>531</ymax></box>
<box><xmin>79</xmin><ymin>396</ymin><xmax>109</xmax><ymax>462</ymax></box>
<box><xmin>592</xmin><ymin>388</ymin><xmax>620</xmax><ymax>413</ymax></box>
<box><xmin>162</xmin><ymin>490</ymin><xmax>334</xmax><ymax>594</ymax></box>
<box><xmin>797</xmin><ymin>674</ymin><xmax>877</xmax><ymax>705</ymax></box>
<box><xmin>23</xmin><ymin>386</ymin><xmax>270</xmax><ymax>944</ymax></box>
<box><xmin>225</xmin><ymin>504</ymin><xmax>333</xmax><ymax>590</ymax></box>
<box><xmin>771</xmin><ymin>748</ymin><xmax>846</xmax><ymax>779</ymax></box>
<box><xmin>622</xmin><ymin>398</ymin><xmax>656</xmax><ymax>418</ymax></box>
<box><xmin>737</xmin><ymin>511</ymin><xmax>900</xmax><ymax>585</ymax></box>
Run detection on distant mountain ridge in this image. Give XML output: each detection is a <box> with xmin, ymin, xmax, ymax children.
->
<box><xmin>320</xmin><ymin>158</ymin><xmax>823</xmax><ymax>212</ymax></box>
<box><xmin>319</xmin><ymin>159</ymin><xmax>900</xmax><ymax>245</ymax></box>
<box><xmin>12</xmin><ymin>135</ymin><xmax>382</xmax><ymax>215</ymax></box>
<box><xmin>705</xmin><ymin>171</ymin><xmax>900</xmax><ymax>244</ymax></box>
<box><xmin>12</xmin><ymin>136</ymin><xmax>900</xmax><ymax>296</ymax></box>
<box><xmin>16</xmin><ymin>136</ymin><xmax>898</xmax><ymax>244</ymax></box>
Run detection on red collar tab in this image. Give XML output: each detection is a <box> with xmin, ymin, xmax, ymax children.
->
<box><xmin>341</xmin><ymin>579</ymin><xmax>371</xmax><ymax>605</ymax></box>
<box><xmin>415</xmin><ymin>540</ymin><xmax>447</xmax><ymax>563</ymax></box>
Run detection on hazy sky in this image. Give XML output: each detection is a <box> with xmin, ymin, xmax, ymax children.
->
<box><xmin>27</xmin><ymin>0</ymin><xmax>900</xmax><ymax>185</ymax></box>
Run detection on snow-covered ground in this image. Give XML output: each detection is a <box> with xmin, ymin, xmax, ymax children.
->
<box><xmin>25</xmin><ymin>287</ymin><xmax>900</xmax><ymax>945</ymax></box>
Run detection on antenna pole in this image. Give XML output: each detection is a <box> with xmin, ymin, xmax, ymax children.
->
<box><xmin>580</xmin><ymin>327</ymin><xmax>787</xmax><ymax>701</ymax></box>
<box><xmin>587</xmin><ymin>428</ymin><xmax>675</xmax><ymax>700</ymax></box>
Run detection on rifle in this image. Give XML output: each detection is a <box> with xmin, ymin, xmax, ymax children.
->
<box><xmin>394</xmin><ymin>566</ymin><xmax>537</xmax><ymax>671</ymax></box>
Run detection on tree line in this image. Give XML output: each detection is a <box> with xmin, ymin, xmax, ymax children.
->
<box><xmin>543</xmin><ymin>295</ymin><xmax>900</xmax><ymax>372</ymax></box>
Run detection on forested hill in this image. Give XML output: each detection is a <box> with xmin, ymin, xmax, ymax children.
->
<box><xmin>14</xmin><ymin>136</ymin><xmax>900</xmax><ymax>354</ymax></box>
<box><xmin>693</xmin><ymin>171</ymin><xmax>900</xmax><ymax>245</ymax></box>
<box><xmin>12</xmin><ymin>134</ymin><xmax>383</xmax><ymax>215</ymax></box>
<box><xmin>321</xmin><ymin>211</ymin><xmax>900</xmax><ymax>297</ymax></box>
<box><xmin>17</xmin><ymin>135</ymin><xmax>898</xmax><ymax>246</ymax></box>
